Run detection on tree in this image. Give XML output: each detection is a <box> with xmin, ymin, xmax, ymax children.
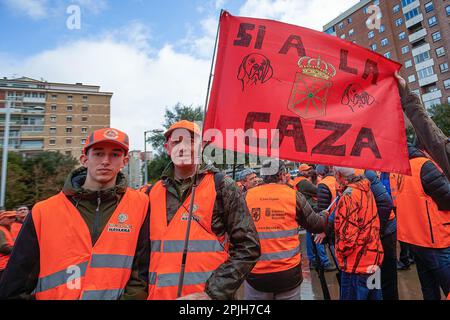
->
<box><xmin>429</xmin><ymin>103</ymin><xmax>450</xmax><ymax>137</ymax></box>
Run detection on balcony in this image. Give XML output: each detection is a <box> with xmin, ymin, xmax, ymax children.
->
<box><xmin>406</xmin><ymin>13</ymin><xmax>423</xmax><ymax>29</ymax></box>
<box><xmin>415</xmin><ymin>58</ymin><xmax>434</xmax><ymax>72</ymax></box>
<box><xmin>402</xmin><ymin>0</ymin><xmax>420</xmax><ymax>15</ymax></box>
<box><xmin>412</xmin><ymin>43</ymin><xmax>431</xmax><ymax>57</ymax></box>
<box><xmin>21</xmin><ymin>125</ymin><xmax>44</xmax><ymax>133</ymax></box>
<box><xmin>409</xmin><ymin>28</ymin><xmax>427</xmax><ymax>44</ymax></box>
<box><xmin>418</xmin><ymin>74</ymin><xmax>438</xmax><ymax>87</ymax></box>
<box><xmin>422</xmin><ymin>90</ymin><xmax>442</xmax><ymax>102</ymax></box>
<box><xmin>23</xmin><ymin>97</ymin><xmax>46</xmax><ymax>104</ymax></box>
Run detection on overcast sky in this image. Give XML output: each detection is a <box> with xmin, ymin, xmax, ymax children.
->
<box><xmin>0</xmin><ymin>0</ymin><xmax>359</xmax><ymax>150</ymax></box>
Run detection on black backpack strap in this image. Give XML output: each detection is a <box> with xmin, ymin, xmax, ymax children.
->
<box><xmin>144</xmin><ymin>184</ymin><xmax>154</xmax><ymax>195</ymax></box>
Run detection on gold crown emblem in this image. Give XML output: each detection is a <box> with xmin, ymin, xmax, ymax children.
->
<box><xmin>297</xmin><ymin>56</ymin><xmax>336</xmax><ymax>80</ymax></box>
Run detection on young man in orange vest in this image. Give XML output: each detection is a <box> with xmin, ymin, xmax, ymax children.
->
<box><xmin>333</xmin><ymin>167</ymin><xmax>384</xmax><ymax>300</ymax></box>
<box><xmin>245</xmin><ymin>159</ymin><xmax>329</xmax><ymax>300</ymax></box>
<box><xmin>0</xmin><ymin>211</ymin><xmax>16</xmax><ymax>281</ymax></box>
<box><xmin>0</xmin><ymin>128</ymin><xmax>150</xmax><ymax>300</ymax></box>
<box><xmin>396</xmin><ymin>145</ymin><xmax>450</xmax><ymax>300</ymax></box>
<box><xmin>146</xmin><ymin>120</ymin><xmax>260</xmax><ymax>300</ymax></box>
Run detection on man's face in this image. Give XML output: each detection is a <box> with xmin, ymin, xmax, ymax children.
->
<box><xmin>242</xmin><ymin>173</ymin><xmax>258</xmax><ymax>189</ymax></box>
<box><xmin>80</xmin><ymin>142</ymin><xmax>128</xmax><ymax>185</ymax></box>
<box><xmin>165</xmin><ymin>129</ymin><xmax>201</xmax><ymax>168</ymax></box>
<box><xmin>335</xmin><ymin>173</ymin><xmax>348</xmax><ymax>193</ymax></box>
<box><xmin>17</xmin><ymin>207</ymin><xmax>29</xmax><ymax>222</ymax></box>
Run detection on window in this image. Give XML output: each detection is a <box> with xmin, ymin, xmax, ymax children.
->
<box><xmin>347</xmin><ymin>17</ymin><xmax>352</xmax><ymax>24</ymax></box>
<box><xmin>81</xmin><ymin>139</ymin><xmax>87</xmax><ymax>145</ymax></box>
<box><xmin>32</xmin><ymin>92</ymin><xmax>38</xmax><ymax>98</ymax></box>
<box><xmin>405</xmin><ymin>60</ymin><xmax>413</xmax><ymax>68</ymax></box>
<box><xmin>24</xmin><ymin>92</ymin><xmax>30</xmax><ymax>97</ymax></box>
<box><xmin>381</xmin><ymin>38</ymin><xmax>389</xmax><ymax>46</ymax></box>
<box><xmin>440</xmin><ymin>63</ymin><xmax>449</xmax><ymax>73</ymax></box>
<box><xmin>432</xmin><ymin>31</ymin><xmax>441</xmax><ymax>42</ymax></box>
<box><xmin>448</xmin><ymin>97</ymin><xmax>450</xmax><ymax>104</ymax></box>
<box><xmin>66</xmin><ymin>127</ymin><xmax>72</xmax><ymax>133</ymax></box>
<box><xmin>371</xmin><ymin>43</ymin><xmax>377</xmax><ymax>51</ymax></box>
<box><xmin>50</xmin><ymin>116</ymin><xmax>56</xmax><ymax>122</ymax></box>
<box><xmin>66</xmin><ymin>116</ymin><xmax>72</xmax><ymax>123</ymax></box>
<box><xmin>408</xmin><ymin>74</ymin><xmax>416</xmax><ymax>83</ymax></box>
<box><xmin>414</xmin><ymin>51</ymin><xmax>430</xmax><ymax>64</ymax></box>
<box><xmin>446</xmin><ymin>6</ymin><xmax>450</xmax><ymax>16</ymax></box>
<box><xmin>340</xmin><ymin>34</ymin><xmax>346</xmax><ymax>39</ymax></box>
<box><xmin>51</xmin><ymin>105</ymin><xmax>57</xmax><ymax>111</ymax></box>
<box><xmin>338</xmin><ymin>22</ymin><xmax>344</xmax><ymax>29</ymax></box>
<box><xmin>49</xmin><ymin>127</ymin><xmax>56</xmax><ymax>134</ymax></box>
<box><xmin>82</xmin><ymin>116</ymin><xmax>88</xmax><ymax>122</ymax></box>
<box><xmin>81</xmin><ymin>127</ymin><xmax>88</xmax><ymax>134</ymax></box>
<box><xmin>66</xmin><ymin>138</ymin><xmax>72</xmax><ymax>145</ymax></box>
<box><xmin>67</xmin><ymin>95</ymin><xmax>73</xmax><ymax>101</ymax></box>
<box><xmin>82</xmin><ymin>105</ymin><xmax>89</xmax><ymax>112</ymax></box>
<box><xmin>436</xmin><ymin>47</ymin><xmax>445</xmax><ymax>57</ymax></box>
<box><xmin>364</xmin><ymin>6</ymin><xmax>369</xmax><ymax>14</ymax></box>
<box><xmin>52</xmin><ymin>94</ymin><xmax>57</xmax><ymax>100</ymax></box>
<box><xmin>384</xmin><ymin>52</ymin><xmax>392</xmax><ymax>59</ymax></box>
<box><xmin>424</xmin><ymin>2</ymin><xmax>434</xmax><ymax>13</ymax></box>
<box><xmin>395</xmin><ymin>18</ymin><xmax>403</xmax><ymax>26</ymax></box>
<box><xmin>49</xmin><ymin>139</ymin><xmax>56</xmax><ymax>146</ymax></box>
<box><xmin>424</xmin><ymin>98</ymin><xmax>441</xmax><ymax>109</ymax></box>
<box><xmin>402</xmin><ymin>45</ymin><xmax>410</xmax><ymax>54</ymax></box>
<box><xmin>393</xmin><ymin>4</ymin><xmax>400</xmax><ymax>13</ymax></box>
<box><xmin>82</xmin><ymin>95</ymin><xmax>88</xmax><ymax>101</ymax></box>
<box><xmin>444</xmin><ymin>79</ymin><xmax>450</xmax><ymax>89</ymax></box>
<box><xmin>399</xmin><ymin>31</ymin><xmax>406</xmax><ymax>40</ymax></box>
<box><xmin>67</xmin><ymin>105</ymin><xmax>73</xmax><ymax>111</ymax></box>
<box><xmin>428</xmin><ymin>16</ymin><xmax>437</xmax><ymax>27</ymax></box>
<box><xmin>405</xmin><ymin>8</ymin><xmax>419</xmax><ymax>21</ymax></box>
<box><xmin>379</xmin><ymin>24</ymin><xmax>385</xmax><ymax>33</ymax></box>
<box><xmin>402</xmin><ymin>0</ymin><xmax>415</xmax><ymax>6</ymax></box>
<box><xmin>349</xmin><ymin>29</ymin><xmax>354</xmax><ymax>36</ymax></box>
<box><xmin>368</xmin><ymin>30</ymin><xmax>374</xmax><ymax>39</ymax></box>
<box><xmin>417</xmin><ymin>66</ymin><xmax>435</xmax><ymax>80</ymax></box>
<box><xmin>373</xmin><ymin>0</ymin><xmax>379</xmax><ymax>6</ymax></box>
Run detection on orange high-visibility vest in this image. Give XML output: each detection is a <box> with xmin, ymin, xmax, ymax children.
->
<box><xmin>318</xmin><ymin>176</ymin><xmax>337</xmax><ymax>204</ymax></box>
<box><xmin>396</xmin><ymin>157</ymin><xmax>450</xmax><ymax>248</ymax></box>
<box><xmin>11</xmin><ymin>222</ymin><xmax>22</xmax><ymax>243</ymax></box>
<box><xmin>0</xmin><ymin>226</ymin><xmax>13</xmax><ymax>270</ymax></box>
<box><xmin>32</xmin><ymin>190</ymin><xmax>148</xmax><ymax>300</ymax></box>
<box><xmin>147</xmin><ymin>173</ymin><xmax>229</xmax><ymax>300</ymax></box>
<box><xmin>246</xmin><ymin>184</ymin><xmax>300</xmax><ymax>274</ymax></box>
<box><xmin>292</xmin><ymin>176</ymin><xmax>307</xmax><ymax>189</ymax></box>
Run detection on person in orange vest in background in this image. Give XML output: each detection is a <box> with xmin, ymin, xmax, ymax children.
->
<box><xmin>0</xmin><ymin>211</ymin><xmax>17</xmax><ymax>281</ymax></box>
<box><xmin>244</xmin><ymin>159</ymin><xmax>329</xmax><ymax>300</ymax></box>
<box><xmin>146</xmin><ymin>120</ymin><xmax>260</xmax><ymax>300</ymax></box>
<box><xmin>333</xmin><ymin>167</ymin><xmax>384</xmax><ymax>300</ymax></box>
<box><xmin>0</xmin><ymin>128</ymin><xmax>150</xmax><ymax>300</ymax></box>
<box><xmin>238</xmin><ymin>168</ymin><xmax>258</xmax><ymax>194</ymax></box>
<box><xmin>292</xmin><ymin>164</ymin><xmax>312</xmax><ymax>190</ymax></box>
<box><xmin>396</xmin><ymin>144</ymin><xmax>450</xmax><ymax>300</ymax></box>
<box><xmin>10</xmin><ymin>206</ymin><xmax>29</xmax><ymax>242</ymax></box>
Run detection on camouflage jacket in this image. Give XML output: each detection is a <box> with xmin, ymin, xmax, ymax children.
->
<box><xmin>158</xmin><ymin>162</ymin><xmax>261</xmax><ymax>300</ymax></box>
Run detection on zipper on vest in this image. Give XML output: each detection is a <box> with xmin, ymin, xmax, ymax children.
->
<box><xmin>92</xmin><ymin>193</ymin><xmax>101</xmax><ymax>245</ymax></box>
<box><xmin>425</xmin><ymin>200</ymin><xmax>435</xmax><ymax>244</ymax></box>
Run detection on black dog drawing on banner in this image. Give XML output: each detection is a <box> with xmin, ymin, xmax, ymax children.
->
<box><xmin>237</xmin><ymin>53</ymin><xmax>273</xmax><ymax>91</ymax></box>
<box><xmin>341</xmin><ymin>83</ymin><xmax>375</xmax><ymax>112</ymax></box>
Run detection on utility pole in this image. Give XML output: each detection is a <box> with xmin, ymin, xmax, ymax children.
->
<box><xmin>1</xmin><ymin>100</ymin><xmax>20</xmax><ymax>209</ymax></box>
<box><xmin>143</xmin><ymin>130</ymin><xmax>150</xmax><ymax>185</ymax></box>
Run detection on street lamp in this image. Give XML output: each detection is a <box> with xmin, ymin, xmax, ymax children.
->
<box><xmin>143</xmin><ymin>129</ymin><xmax>163</xmax><ymax>185</ymax></box>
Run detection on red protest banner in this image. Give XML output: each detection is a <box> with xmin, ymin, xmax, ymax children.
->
<box><xmin>204</xmin><ymin>11</ymin><xmax>410</xmax><ymax>175</ymax></box>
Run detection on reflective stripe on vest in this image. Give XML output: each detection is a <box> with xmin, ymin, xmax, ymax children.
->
<box><xmin>396</xmin><ymin>157</ymin><xmax>450</xmax><ymax>248</ymax></box>
<box><xmin>32</xmin><ymin>189</ymin><xmax>148</xmax><ymax>300</ymax></box>
<box><xmin>246</xmin><ymin>184</ymin><xmax>300</xmax><ymax>274</ymax></box>
<box><xmin>147</xmin><ymin>173</ymin><xmax>229</xmax><ymax>300</ymax></box>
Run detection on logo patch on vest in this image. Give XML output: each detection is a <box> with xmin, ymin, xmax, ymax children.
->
<box><xmin>107</xmin><ymin>212</ymin><xmax>132</xmax><ymax>233</ymax></box>
<box><xmin>252</xmin><ymin>208</ymin><xmax>261</xmax><ymax>222</ymax></box>
<box><xmin>181</xmin><ymin>204</ymin><xmax>201</xmax><ymax>222</ymax></box>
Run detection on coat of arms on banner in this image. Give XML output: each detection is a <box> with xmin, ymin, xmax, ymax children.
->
<box><xmin>287</xmin><ymin>56</ymin><xmax>336</xmax><ymax>119</ymax></box>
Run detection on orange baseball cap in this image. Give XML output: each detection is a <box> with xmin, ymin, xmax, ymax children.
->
<box><xmin>164</xmin><ymin>120</ymin><xmax>202</xmax><ymax>140</ymax></box>
<box><xmin>83</xmin><ymin>128</ymin><xmax>129</xmax><ymax>154</ymax></box>
<box><xmin>299</xmin><ymin>164</ymin><xmax>312</xmax><ymax>172</ymax></box>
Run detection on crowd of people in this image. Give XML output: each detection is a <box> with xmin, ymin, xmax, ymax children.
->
<box><xmin>0</xmin><ymin>74</ymin><xmax>448</xmax><ymax>300</ymax></box>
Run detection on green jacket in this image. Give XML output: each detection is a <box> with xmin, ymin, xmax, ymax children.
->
<box><xmin>157</xmin><ymin>162</ymin><xmax>261</xmax><ymax>300</ymax></box>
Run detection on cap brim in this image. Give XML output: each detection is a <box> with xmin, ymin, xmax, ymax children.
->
<box><xmin>84</xmin><ymin>139</ymin><xmax>129</xmax><ymax>153</ymax></box>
